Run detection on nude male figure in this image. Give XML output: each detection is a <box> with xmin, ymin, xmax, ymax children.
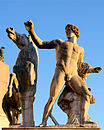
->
<box><xmin>24</xmin><ymin>20</ymin><xmax>92</xmax><ymax>126</ymax></box>
<box><xmin>58</xmin><ymin>62</ymin><xmax>102</xmax><ymax>125</ymax></box>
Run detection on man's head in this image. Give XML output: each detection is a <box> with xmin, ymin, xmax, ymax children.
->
<box><xmin>65</xmin><ymin>24</ymin><xmax>80</xmax><ymax>39</ymax></box>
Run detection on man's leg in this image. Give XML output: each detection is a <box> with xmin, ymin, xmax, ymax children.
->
<box><xmin>81</xmin><ymin>95</ymin><xmax>96</xmax><ymax>124</ymax></box>
<box><xmin>40</xmin><ymin>68</ymin><xmax>65</xmax><ymax>126</ymax></box>
<box><xmin>81</xmin><ymin>97</ymin><xmax>90</xmax><ymax>124</ymax></box>
<box><xmin>68</xmin><ymin>75</ymin><xmax>91</xmax><ymax>101</ymax></box>
<box><xmin>69</xmin><ymin>75</ymin><xmax>92</xmax><ymax>123</ymax></box>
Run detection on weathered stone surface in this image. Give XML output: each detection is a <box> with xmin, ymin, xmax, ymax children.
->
<box><xmin>24</xmin><ymin>20</ymin><xmax>102</xmax><ymax>127</ymax></box>
<box><xmin>2</xmin><ymin>125</ymin><xmax>100</xmax><ymax>130</ymax></box>
<box><xmin>58</xmin><ymin>62</ymin><xmax>102</xmax><ymax>125</ymax></box>
<box><xmin>2</xmin><ymin>73</ymin><xmax>21</xmax><ymax>126</ymax></box>
<box><xmin>6</xmin><ymin>28</ymin><xmax>39</xmax><ymax>127</ymax></box>
<box><xmin>0</xmin><ymin>61</ymin><xmax>9</xmax><ymax>128</ymax></box>
<box><xmin>0</xmin><ymin>47</ymin><xmax>5</xmax><ymax>62</ymax></box>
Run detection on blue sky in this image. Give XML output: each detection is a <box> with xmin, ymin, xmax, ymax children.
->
<box><xmin>0</xmin><ymin>0</ymin><xmax>104</xmax><ymax>129</ymax></box>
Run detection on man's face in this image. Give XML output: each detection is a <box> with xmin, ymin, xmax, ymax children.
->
<box><xmin>65</xmin><ymin>26</ymin><xmax>75</xmax><ymax>39</ymax></box>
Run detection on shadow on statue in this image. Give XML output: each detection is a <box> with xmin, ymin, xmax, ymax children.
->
<box><xmin>2</xmin><ymin>28</ymin><xmax>39</xmax><ymax>127</ymax></box>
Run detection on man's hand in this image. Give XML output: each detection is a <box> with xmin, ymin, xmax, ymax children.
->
<box><xmin>93</xmin><ymin>67</ymin><xmax>102</xmax><ymax>73</ymax></box>
<box><xmin>24</xmin><ymin>20</ymin><xmax>34</xmax><ymax>31</ymax></box>
<box><xmin>90</xmin><ymin>95</ymin><xmax>96</xmax><ymax>104</ymax></box>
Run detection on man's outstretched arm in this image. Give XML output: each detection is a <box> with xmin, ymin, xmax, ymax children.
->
<box><xmin>86</xmin><ymin>67</ymin><xmax>102</xmax><ymax>73</ymax></box>
<box><xmin>24</xmin><ymin>20</ymin><xmax>57</xmax><ymax>49</ymax></box>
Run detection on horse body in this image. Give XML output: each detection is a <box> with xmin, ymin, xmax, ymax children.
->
<box><xmin>3</xmin><ymin>28</ymin><xmax>39</xmax><ymax>126</ymax></box>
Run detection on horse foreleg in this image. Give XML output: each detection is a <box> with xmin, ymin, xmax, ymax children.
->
<box><xmin>8</xmin><ymin>73</ymin><xmax>17</xmax><ymax>97</ymax></box>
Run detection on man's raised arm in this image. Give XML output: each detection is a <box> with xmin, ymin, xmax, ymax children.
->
<box><xmin>24</xmin><ymin>20</ymin><xmax>57</xmax><ymax>49</ymax></box>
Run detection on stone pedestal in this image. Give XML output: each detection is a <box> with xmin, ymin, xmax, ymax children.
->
<box><xmin>21</xmin><ymin>90</ymin><xmax>35</xmax><ymax>127</ymax></box>
<box><xmin>2</xmin><ymin>125</ymin><xmax>100</xmax><ymax>130</ymax></box>
<box><xmin>0</xmin><ymin>61</ymin><xmax>9</xmax><ymax>128</ymax></box>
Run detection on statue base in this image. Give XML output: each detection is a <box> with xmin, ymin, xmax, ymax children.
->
<box><xmin>2</xmin><ymin>124</ymin><xmax>100</xmax><ymax>130</ymax></box>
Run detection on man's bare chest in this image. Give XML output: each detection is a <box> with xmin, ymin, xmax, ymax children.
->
<box><xmin>56</xmin><ymin>41</ymin><xmax>80</xmax><ymax>54</ymax></box>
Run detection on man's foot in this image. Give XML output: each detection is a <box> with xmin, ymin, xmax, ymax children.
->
<box><xmin>39</xmin><ymin>121</ymin><xmax>47</xmax><ymax>127</ymax></box>
<box><xmin>82</xmin><ymin>121</ymin><xmax>97</xmax><ymax>125</ymax></box>
<box><xmin>85</xmin><ymin>121</ymin><xmax>96</xmax><ymax>124</ymax></box>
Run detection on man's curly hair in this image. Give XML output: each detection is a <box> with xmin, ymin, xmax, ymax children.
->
<box><xmin>65</xmin><ymin>24</ymin><xmax>80</xmax><ymax>38</ymax></box>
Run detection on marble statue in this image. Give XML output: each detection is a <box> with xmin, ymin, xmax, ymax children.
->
<box><xmin>58</xmin><ymin>62</ymin><xmax>102</xmax><ymax>125</ymax></box>
<box><xmin>24</xmin><ymin>20</ymin><xmax>93</xmax><ymax>126</ymax></box>
<box><xmin>0</xmin><ymin>46</ymin><xmax>5</xmax><ymax>62</ymax></box>
<box><xmin>2</xmin><ymin>73</ymin><xmax>21</xmax><ymax>126</ymax></box>
<box><xmin>6</xmin><ymin>27</ymin><xmax>39</xmax><ymax>127</ymax></box>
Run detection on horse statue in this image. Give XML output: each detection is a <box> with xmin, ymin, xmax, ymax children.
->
<box><xmin>3</xmin><ymin>27</ymin><xmax>39</xmax><ymax>127</ymax></box>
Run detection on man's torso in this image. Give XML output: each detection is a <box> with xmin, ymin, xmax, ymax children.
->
<box><xmin>55</xmin><ymin>39</ymin><xmax>83</xmax><ymax>76</ymax></box>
